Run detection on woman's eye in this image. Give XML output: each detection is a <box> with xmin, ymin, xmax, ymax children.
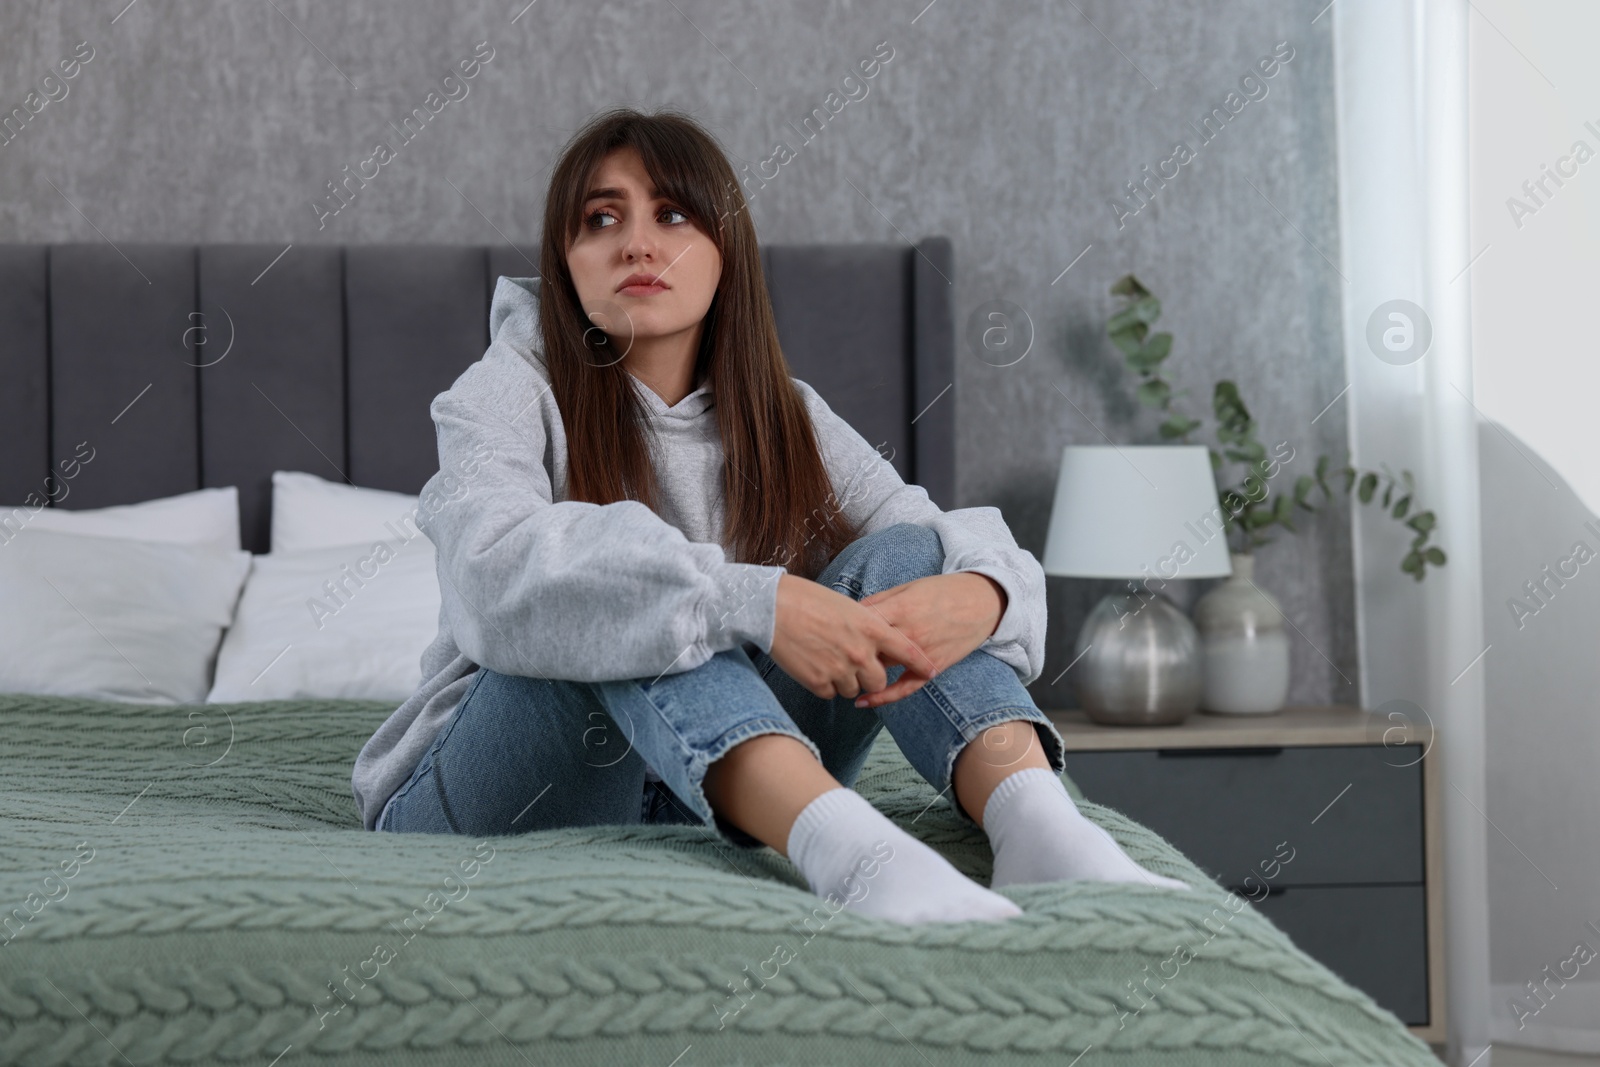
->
<box><xmin>584</xmin><ymin>205</ymin><xmax>688</xmax><ymax>230</ymax></box>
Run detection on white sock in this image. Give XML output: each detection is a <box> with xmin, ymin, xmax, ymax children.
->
<box><xmin>785</xmin><ymin>787</ymin><xmax>1023</xmax><ymax>924</ymax></box>
<box><xmin>983</xmin><ymin>767</ymin><xmax>1190</xmax><ymax>891</ymax></box>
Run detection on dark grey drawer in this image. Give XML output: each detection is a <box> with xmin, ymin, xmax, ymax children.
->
<box><xmin>1061</xmin><ymin>744</ymin><xmax>1424</xmax><ymax>887</ymax></box>
<box><xmin>1251</xmin><ymin>885</ymin><xmax>1430</xmax><ymax>1026</ymax></box>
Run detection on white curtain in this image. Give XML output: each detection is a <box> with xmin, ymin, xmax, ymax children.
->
<box><xmin>1331</xmin><ymin>2</ymin><xmax>1493</xmax><ymax>1064</ymax></box>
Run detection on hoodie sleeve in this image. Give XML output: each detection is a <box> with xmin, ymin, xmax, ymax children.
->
<box><xmin>796</xmin><ymin>379</ymin><xmax>1048</xmax><ymax>686</ymax></box>
<box><xmin>417</xmin><ymin>373</ymin><xmax>786</xmax><ymax>684</ymax></box>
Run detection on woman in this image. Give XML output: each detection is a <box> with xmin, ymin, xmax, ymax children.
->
<box><xmin>351</xmin><ymin>107</ymin><xmax>1185</xmax><ymax>924</ymax></box>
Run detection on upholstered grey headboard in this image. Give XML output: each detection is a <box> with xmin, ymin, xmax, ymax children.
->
<box><xmin>0</xmin><ymin>239</ymin><xmax>954</xmax><ymax>553</ymax></box>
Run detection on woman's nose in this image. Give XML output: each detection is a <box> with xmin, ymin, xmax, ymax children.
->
<box><xmin>620</xmin><ymin>218</ymin><xmax>659</xmax><ymax>261</ymax></box>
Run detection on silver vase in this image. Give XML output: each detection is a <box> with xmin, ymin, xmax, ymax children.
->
<box><xmin>1073</xmin><ymin>590</ymin><xmax>1202</xmax><ymax>726</ymax></box>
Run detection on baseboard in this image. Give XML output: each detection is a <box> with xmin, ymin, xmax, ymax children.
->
<box><xmin>1491</xmin><ymin>980</ymin><xmax>1600</xmax><ymax>1055</ymax></box>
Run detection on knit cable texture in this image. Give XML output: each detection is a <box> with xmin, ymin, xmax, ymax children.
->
<box><xmin>0</xmin><ymin>694</ymin><xmax>1438</xmax><ymax>1066</ymax></box>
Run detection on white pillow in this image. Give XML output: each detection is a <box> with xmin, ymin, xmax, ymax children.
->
<box><xmin>1</xmin><ymin>486</ymin><xmax>240</xmax><ymax>551</ymax></box>
<box><xmin>206</xmin><ymin>536</ymin><xmax>440</xmax><ymax>703</ymax></box>
<box><xmin>0</xmin><ymin>529</ymin><xmax>251</xmax><ymax>704</ymax></box>
<box><xmin>271</xmin><ymin>471</ymin><xmax>421</xmax><ymax>552</ymax></box>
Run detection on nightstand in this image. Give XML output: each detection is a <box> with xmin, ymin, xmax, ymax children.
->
<box><xmin>1044</xmin><ymin>704</ymin><xmax>1445</xmax><ymax>1042</ymax></box>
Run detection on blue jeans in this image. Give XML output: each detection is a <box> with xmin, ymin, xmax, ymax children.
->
<box><xmin>378</xmin><ymin>522</ymin><xmax>1067</xmax><ymax>848</ymax></box>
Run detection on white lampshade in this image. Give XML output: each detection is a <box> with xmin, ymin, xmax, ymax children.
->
<box><xmin>1043</xmin><ymin>444</ymin><xmax>1234</xmax><ymax>581</ymax></box>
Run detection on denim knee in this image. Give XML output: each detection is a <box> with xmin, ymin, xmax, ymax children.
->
<box><xmin>380</xmin><ymin>667</ymin><xmax>653</xmax><ymax>837</ymax></box>
<box><xmin>820</xmin><ymin>522</ymin><xmax>944</xmax><ymax>596</ymax></box>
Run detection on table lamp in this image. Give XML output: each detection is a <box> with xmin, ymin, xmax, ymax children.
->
<box><xmin>1042</xmin><ymin>444</ymin><xmax>1233</xmax><ymax>725</ymax></box>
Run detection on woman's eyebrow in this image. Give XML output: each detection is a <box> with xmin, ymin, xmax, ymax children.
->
<box><xmin>583</xmin><ymin>184</ymin><xmax>663</xmax><ymax>204</ymax></box>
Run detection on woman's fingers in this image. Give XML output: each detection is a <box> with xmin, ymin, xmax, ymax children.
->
<box><xmin>844</xmin><ymin>617</ymin><xmax>937</xmax><ymax>708</ymax></box>
<box><xmin>771</xmin><ymin>575</ymin><xmax>941</xmax><ymax>704</ymax></box>
<box><xmin>877</xmin><ymin>617</ymin><xmax>937</xmax><ymax>678</ymax></box>
<box><xmin>852</xmin><ymin>657</ymin><xmax>889</xmax><ymax>700</ymax></box>
<box><xmin>854</xmin><ymin>667</ymin><xmax>931</xmax><ymax>708</ymax></box>
<box><xmin>824</xmin><ymin>629</ymin><xmax>900</xmax><ymax>702</ymax></box>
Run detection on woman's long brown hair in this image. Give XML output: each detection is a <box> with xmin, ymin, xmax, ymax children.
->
<box><xmin>537</xmin><ymin>106</ymin><xmax>859</xmax><ymax>581</ymax></box>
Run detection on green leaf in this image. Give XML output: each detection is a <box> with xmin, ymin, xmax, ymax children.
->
<box><xmin>1136</xmin><ymin>379</ymin><xmax>1171</xmax><ymax>407</ymax></box>
<box><xmin>1246</xmin><ymin>508</ymin><xmax>1276</xmax><ymax>529</ymax></box>
<box><xmin>1424</xmin><ymin>546</ymin><xmax>1446</xmax><ymax>565</ymax></box>
<box><xmin>1272</xmin><ymin>494</ymin><xmax>1294</xmax><ymax>522</ymax></box>
<box><xmin>1213</xmin><ymin>381</ymin><xmax>1246</xmax><ymax>415</ymax></box>
<box><xmin>1401</xmin><ymin>551</ymin><xmax>1422</xmax><ymax>575</ymax></box>
<box><xmin>1107</xmin><ymin>297</ymin><xmax>1161</xmax><ymax>334</ymax></box>
<box><xmin>1358</xmin><ymin>472</ymin><xmax>1378</xmax><ymax>504</ymax></box>
<box><xmin>1216</xmin><ymin>413</ymin><xmax>1251</xmax><ymax>438</ymax></box>
<box><xmin>1406</xmin><ymin>511</ymin><xmax>1437</xmax><ymax>534</ymax></box>
<box><xmin>1159</xmin><ymin>414</ymin><xmax>1202</xmax><ymax>439</ymax></box>
<box><xmin>1294</xmin><ymin>475</ymin><xmax>1314</xmax><ymax>504</ymax></box>
<box><xmin>1109</xmin><ymin>326</ymin><xmax>1147</xmax><ymax>356</ymax></box>
<box><xmin>1382</xmin><ymin>482</ymin><xmax>1393</xmax><ymax>508</ymax></box>
<box><xmin>1110</xmin><ymin>274</ymin><xmax>1149</xmax><ymax>299</ymax></box>
<box><xmin>1127</xmin><ymin>332</ymin><xmax>1173</xmax><ymax>372</ymax></box>
<box><xmin>1391</xmin><ymin>494</ymin><xmax>1411</xmax><ymax>519</ymax></box>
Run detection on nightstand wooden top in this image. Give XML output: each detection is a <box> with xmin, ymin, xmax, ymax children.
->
<box><xmin>1042</xmin><ymin>704</ymin><xmax>1436</xmax><ymax>750</ymax></box>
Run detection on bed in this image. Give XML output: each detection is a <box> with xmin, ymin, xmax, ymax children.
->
<box><xmin>0</xmin><ymin>241</ymin><xmax>1437</xmax><ymax>1065</ymax></box>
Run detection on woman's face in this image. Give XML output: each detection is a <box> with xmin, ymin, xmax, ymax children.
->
<box><xmin>566</xmin><ymin>145</ymin><xmax>722</xmax><ymax>354</ymax></box>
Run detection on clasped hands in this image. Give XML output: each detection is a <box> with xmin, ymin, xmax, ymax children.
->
<box><xmin>767</xmin><ymin>570</ymin><xmax>1007</xmax><ymax>710</ymax></box>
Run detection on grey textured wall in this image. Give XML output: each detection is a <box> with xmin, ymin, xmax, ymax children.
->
<box><xmin>0</xmin><ymin>0</ymin><xmax>1354</xmax><ymax>709</ymax></box>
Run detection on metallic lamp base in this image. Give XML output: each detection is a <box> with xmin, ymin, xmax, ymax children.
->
<box><xmin>1072</xmin><ymin>590</ymin><xmax>1202</xmax><ymax>726</ymax></box>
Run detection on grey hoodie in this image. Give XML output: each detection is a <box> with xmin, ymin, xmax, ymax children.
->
<box><xmin>350</xmin><ymin>275</ymin><xmax>1048</xmax><ymax>830</ymax></box>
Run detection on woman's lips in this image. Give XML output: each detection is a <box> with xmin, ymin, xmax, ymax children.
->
<box><xmin>618</xmin><ymin>283</ymin><xmax>670</xmax><ymax>296</ymax></box>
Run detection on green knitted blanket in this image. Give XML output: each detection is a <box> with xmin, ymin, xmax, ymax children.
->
<box><xmin>0</xmin><ymin>694</ymin><xmax>1436</xmax><ymax>1066</ymax></box>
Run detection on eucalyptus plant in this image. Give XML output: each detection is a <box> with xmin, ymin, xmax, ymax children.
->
<box><xmin>1105</xmin><ymin>273</ymin><xmax>1446</xmax><ymax>582</ymax></box>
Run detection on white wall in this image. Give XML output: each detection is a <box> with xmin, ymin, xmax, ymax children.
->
<box><xmin>1469</xmin><ymin>0</ymin><xmax>1600</xmax><ymax>1054</ymax></box>
<box><xmin>1470</xmin><ymin>2</ymin><xmax>1600</xmax><ymax>513</ymax></box>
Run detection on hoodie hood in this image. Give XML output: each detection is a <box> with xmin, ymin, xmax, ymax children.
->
<box><xmin>489</xmin><ymin>275</ymin><xmax>545</xmax><ymax>368</ymax></box>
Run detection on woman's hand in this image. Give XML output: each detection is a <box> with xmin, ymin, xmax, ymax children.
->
<box><xmin>768</xmin><ymin>574</ymin><xmax>935</xmax><ymax>702</ymax></box>
<box><xmin>849</xmin><ymin>572</ymin><xmax>1007</xmax><ymax>709</ymax></box>
<box><xmin>767</xmin><ymin>571</ymin><xmax>1007</xmax><ymax>709</ymax></box>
